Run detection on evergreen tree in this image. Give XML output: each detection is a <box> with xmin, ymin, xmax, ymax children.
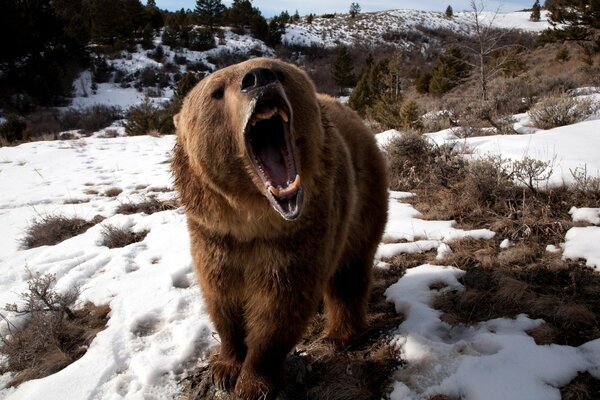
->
<box><xmin>415</xmin><ymin>70</ymin><xmax>432</xmax><ymax>94</ymax></box>
<box><xmin>530</xmin><ymin>0</ymin><xmax>541</xmax><ymax>22</ymax></box>
<box><xmin>227</xmin><ymin>0</ymin><xmax>260</xmax><ymax>30</ymax></box>
<box><xmin>331</xmin><ymin>46</ymin><xmax>356</xmax><ymax>94</ymax></box>
<box><xmin>428</xmin><ymin>47</ymin><xmax>471</xmax><ymax>96</ymax></box>
<box><xmin>293</xmin><ymin>10</ymin><xmax>300</xmax><ymax>22</ymax></box>
<box><xmin>307</xmin><ymin>14</ymin><xmax>314</xmax><ymax>24</ymax></box>
<box><xmin>194</xmin><ymin>0</ymin><xmax>225</xmax><ymax>30</ymax></box>
<box><xmin>147</xmin><ymin>0</ymin><xmax>156</xmax><ymax>6</ymax></box>
<box><xmin>445</xmin><ymin>5</ymin><xmax>453</xmax><ymax>18</ymax></box>
<box><xmin>544</xmin><ymin>0</ymin><xmax>600</xmax><ymax>42</ymax></box>
<box><xmin>348</xmin><ymin>54</ymin><xmax>374</xmax><ymax>115</ymax></box>
<box><xmin>400</xmin><ymin>100</ymin><xmax>423</xmax><ymax>131</ymax></box>
<box><xmin>141</xmin><ymin>23</ymin><xmax>155</xmax><ymax>49</ymax></box>
<box><xmin>349</xmin><ymin>3</ymin><xmax>361</xmax><ymax>18</ymax></box>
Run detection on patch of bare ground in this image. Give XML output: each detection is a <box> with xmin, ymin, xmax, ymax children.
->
<box><xmin>0</xmin><ymin>273</ymin><xmax>110</xmax><ymax>387</ymax></box>
<box><xmin>21</xmin><ymin>215</ymin><xmax>105</xmax><ymax>249</ymax></box>
<box><xmin>180</xmin><ymin>261</ymin><xmax>410</xmax><ymax>400</ymax></box>
<box><xmin>383</xmin><ymin>132</ymin><xmax>600</xmax><ymax>395</ymax></box>
<box><xmin>115</xmin><ymin>196</ymin><xmax>178</xmax><ymax>215</ymax></box>
<box><xmin>561</xmin><ymin>372</ymin><xmax>600</xmax><ymax>400</ymax></box>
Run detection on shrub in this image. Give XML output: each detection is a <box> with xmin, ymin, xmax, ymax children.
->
<box><xmin>115</xmin><ymin>196</ymin><xmax>178</xmax><ymax>215</ymax></box>
<box><xmin>0</xmin><ymin>114</ymin><xmax>27</xmax><ymax>143</ymax></box>
<box><xmin>528</xmin><ymin>96</ymin><xmax>595</xmax><ymax>129</ymax></box>
<box><xmin>124</xmin><ymin>99</ymin><xmax>175</xmax><ymax>136</ymax></box>
<box><xmin>59</xmin><ymin>105</ymin><xmax>123</xmax><ymax>133</ymax></box>
<box><xmin>101</xmin><ymin>224</ymin><xmax>149</xmax><ymax>248</ymax></box>
<box><xmin>0</xmin><ymin>273</ymin><xmax>109</xmax><ymax>387</ymax></box>
<box><xmin>384</xmin><ymin>132</ymin><xmax>466</xmax><ymax>191</ymax></box>
<box><xmin>21</xmin><ymin>215</ymin><xmax>103</xmax><ymax>249</ymax></box>
<box><xmin>421</xmin><ymin>110</ymin><xmax>455</xmax><ymax>133</ymax></box>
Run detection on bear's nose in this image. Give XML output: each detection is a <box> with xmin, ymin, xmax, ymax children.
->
<box><xmin>240</xmin><ymin>68</ymin><xmax>278</xmax><ymax>92</ymax></box>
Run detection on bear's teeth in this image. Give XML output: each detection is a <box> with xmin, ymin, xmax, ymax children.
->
<box><xmin>251</xmin><ymin>108</ymin><xmax>278</xmax><ymax>125</ymax></box>
<box><xmin>268</xmin><ymin>175</ymin><xmax>301</xmax><ymax>198</ymax></box>
<box><xmin>278</xmin><ymin>109</ymin><xmax>289</xmax><ymax>122</ymax></box>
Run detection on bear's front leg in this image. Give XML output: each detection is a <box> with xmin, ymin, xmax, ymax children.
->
<box><xmin>234</xmin><ymin>279</ymin><xmax>320</xmax><ymax>400</ymax></box>
<box><xmin>202</xmin><ymin>283</ymin><xmax>247</xmax><ymax>390</ymax></box>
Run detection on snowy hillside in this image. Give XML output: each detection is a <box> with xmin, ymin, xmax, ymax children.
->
<box><xmin>283</xmin><ymin>10</ymin><xmax>551</xmax><ymax>48</ymax></box>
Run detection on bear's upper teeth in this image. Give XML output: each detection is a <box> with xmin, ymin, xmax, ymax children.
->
<box><xmin>268</xmin><ymin>174</ymin><xmax>301</xmax><ymax>198</ymax></box>
<box><xmin>250</xmin><ymin>107</ymin><xmax>289</xmax><ymax>126</ymax></box>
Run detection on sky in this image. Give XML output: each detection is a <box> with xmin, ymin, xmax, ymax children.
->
<box><xmin>155</xmin><ymin>0</ymin><xmax>535</xmax><ymax>17</ymax></box>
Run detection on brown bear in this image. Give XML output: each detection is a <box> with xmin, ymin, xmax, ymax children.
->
<box><xmin>171</xmin><ymin>58</ymin><xmax>388</xmax><ymax>400</ymax></box>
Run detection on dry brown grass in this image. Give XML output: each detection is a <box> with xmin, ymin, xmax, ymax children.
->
<box><xmin>116</xmin><ymin>196</ymin><xmax>178</xmax><ymax>215</ymax></box>
<box><xmin>0</xmin><ymin>273</ymin><xmax>110</xmax><ymax>387</ymax></box>
<box><xmin>101</xmin><ymin>224</ymin><xmax>149</xmax><ymax>248</ymax></box>
<box><xmin>21</xmin><ymin>215</ymin><xmax>105</xmax><ymax>249</ymax></box>
<box><xmin>103</xmin><ymin>187</ymin><xmax>123</xmax><ymax>197</ymax></box>
<box><xmin>561</xmin><ymin>372</ymin><xmax>600</xmax><ymax>400</ymax></box>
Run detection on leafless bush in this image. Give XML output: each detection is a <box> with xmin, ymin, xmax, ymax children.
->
<box><xmin>528</xmin><ymin>96</ymin><xmax>595</xmax><ymax>129</ymax></box>
<box><xmin>421</xmin><ymin>111</ymin><xmax>456</xmax><ymax>133</ymax></box>
<box><xmin>21</xmin><ymin>215</ymin><xmax>104</xmax><ymax>249</ymax></box>
<box><xmin>510</xmin><ymin>156</ymin><xmax>554</xmax><ymax>192</ymax></box>
<box><xmin>101</xmin><ymin>224</ymin><xmax>149</xmax><ymax>248</ymax></box>
<box><xmin>570</xmin><ymin>166</ymin><xmax>600</xmax><ymax>194</ymax></box>
<box><xmin>59</xmin><ymin>105</ymin><xmax>123</xmax><ymax>133</ymax></box>
<box><xmin>0</xmin><ymin>272</ymin><xmax>109</xmax><ymax>387</ymax></box>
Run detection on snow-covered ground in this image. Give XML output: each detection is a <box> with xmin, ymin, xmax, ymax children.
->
<box><xmin>284</xmin><ymin>10</ymin><xmax>551</xmax><ymax>48</ymax></box>
<box><xmin>1</xmin><ymin>96</ymin><xmax>600</xmax><ymax>398</ymax></box>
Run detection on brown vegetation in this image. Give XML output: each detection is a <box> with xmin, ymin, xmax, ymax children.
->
<box><xmin>0</xmin><ymin>273</ymin><xmax>109</xmax><ymax>387</ymax></box>
<box><xmin>21</xmin><ymin>215</ymin><xmax>104</xmax><ymax>249</ymax></box>
<box><xmin>101</xmin><ymin>224</ymin><xmax>149</xmax><ymax>248</ymax></box>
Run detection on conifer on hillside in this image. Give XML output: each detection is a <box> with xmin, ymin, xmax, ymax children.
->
<box><xmin>331</xmin><ymin>46</ymin><xmax>356</xmax><ymax>94</ymax></box>
<box><xmin>530</xmin><ymin>0</ymin><xmax>541</xmax><ymax>22</ymax></box>
<box><xmin>445</xmin><ymin>5</ymin><xmax>453</xmax><ymax>18</ymax></box>
<box><xmin>428</xmin><ymin>46</ymin><xmax>471</xmax><ymax>95</ymax></box>
<box><xmin>194</xmin><ymin>0</ymin><xmax>226</xmax><ymax>30</ymax></box>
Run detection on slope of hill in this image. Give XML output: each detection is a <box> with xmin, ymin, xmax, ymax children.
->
<box><xmin>283</xmin><ymin>10</ymin><xmax>551</xmax><ymax>48</ymax></box>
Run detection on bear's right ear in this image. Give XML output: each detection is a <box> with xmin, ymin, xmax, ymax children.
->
<box><xmin>173</xmin><ymin>113</ymin><xmax>180</xmax><ymax>129</ymax></box>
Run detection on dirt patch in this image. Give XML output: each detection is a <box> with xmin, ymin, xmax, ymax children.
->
<box><xmin>180</xmin><ymin>263</ymin><xmax>407</xmax><ymax>400</ymax></box>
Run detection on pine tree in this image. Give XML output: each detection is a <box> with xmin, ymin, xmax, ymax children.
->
<box><xmin>293</xmin><ymin>10</ymin><xmax>300</xmax><ymax>22</ymax></box>
<box><xmin>530</xmin><ymin>0</ymin><xmax>541</xmax><ymax>22</ymax></box>
<box><xmin>331</xmin><ymin>46</ymin><xmax>356</xmax><ymax>95</ymax></box>
<box><xmin>544</xmin><ymin>0</ymin><xmax>600</xmax><ymax>42</ymax></box>
<box><xmin>195</xmin><ymin>0</ymin><xmax>225</xmax><ymax>30</ymax></box>
<box><xmin>445</xmin><ymin>5</ymin><xmax>453</xmax><ymax>18</ymax></box>
<box><xmin>348</xmin><ymin>54</ymin><xmax>374</xmax><ymax>115</ymax></box>
<box><xmin>306</xmin><ymin>14</ymin><xmax>314</xmax><ymax>24</ymax></box>
<box><xmin>349</xmin><ymin>3</ymin><xmax>361</xmax><ymax>18</ymax></box>
<box><xmin>428</xmin><ymin>47</ymin><xmax>471</xmax><ymax>96</ymax></box>
<box><xmin>400</xmin><ymin>100</ymin><xmax>423</xmax><ymax>131</ymax></box>
<box><xmin>147</xmin><ymin>0</ymin><xmax>156</xmax><ymax>7</ymax></box>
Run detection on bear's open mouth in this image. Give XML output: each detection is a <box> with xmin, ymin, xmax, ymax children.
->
<box><xmin>244</xmin><ymin>90</ymin><xmax>304</xmax><ymax>220</ymax></box>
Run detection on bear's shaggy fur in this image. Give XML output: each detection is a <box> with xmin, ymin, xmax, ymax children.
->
<box><xmin>172</xmin><ymin>58</ymin><xmax>388</xmax><ymax>399</ymax></box>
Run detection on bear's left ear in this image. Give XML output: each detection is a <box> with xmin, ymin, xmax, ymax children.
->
<box><xmin>173</xmin><ymin>113</ymin><xmax>180</xmax><ymax>129</ymax></box>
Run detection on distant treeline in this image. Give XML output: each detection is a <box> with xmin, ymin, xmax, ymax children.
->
<box><xmin>0</xmin><ymin>0</ymin><xmax>290</xmax><ymax>111</ymax></box>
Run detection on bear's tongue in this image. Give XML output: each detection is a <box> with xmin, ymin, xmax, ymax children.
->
<box><xmin>251</xmin><ymin>123</ymin><xmax>289</xmax><ymax>187</ymax></box>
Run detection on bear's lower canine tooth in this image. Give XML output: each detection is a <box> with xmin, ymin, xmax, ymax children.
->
<box><xmin>278</xmin><ymin>109</ymin><xmax>289</xmax><ymax>122</ymax></box>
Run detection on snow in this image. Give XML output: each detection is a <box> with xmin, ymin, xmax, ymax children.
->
<box><xmin>569</xmin><ymin>207</ymin><xmax>600</xmax><ymax>225</ymax></box>
<box><xmin>0</xmin><ymin>135</ymin><xmax>216</xmax><ymax>399</ymax></box>
<box><xmin>562</xmin><ymin>227</ymin><xmax>600</xmax><ymax>270</ymax></box>
<box><xmin>385</xmin><ymin>265</ymin><xmax>600</xmax><ymax>400</ymax></box>
<box><xmin>284</xmin><ymin>10</ymin><xmax>551</xmax><ymax>48</ymax></box>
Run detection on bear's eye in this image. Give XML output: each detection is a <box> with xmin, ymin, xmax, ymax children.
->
<box><xmin>212</xmin><ymin>86</ymin><xmax>225</xmax><ymax>100</ymax></box>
